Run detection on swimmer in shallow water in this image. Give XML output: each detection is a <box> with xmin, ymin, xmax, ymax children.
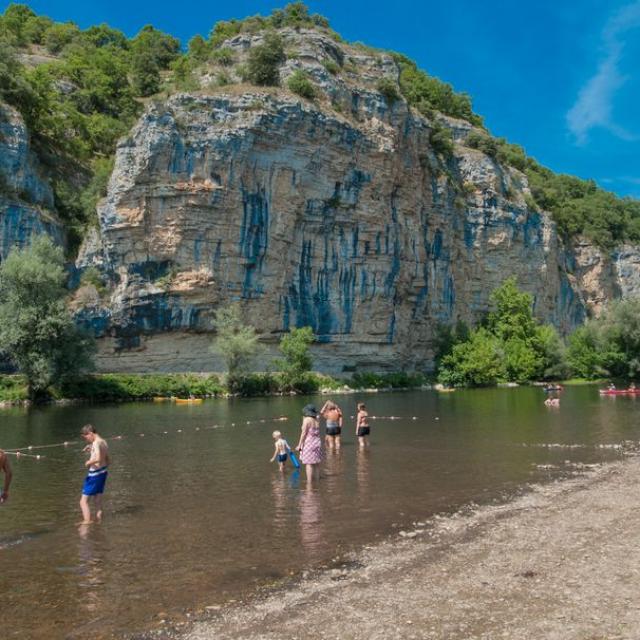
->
<box><xmin>79</xmin><ymin>424</ymin><xmax>110</xmax><ymax>524</ymax></box>
<box><xmin>0</xmin><ymin>449</ymin><xmax>12</xmax><ymax>504</ymax></box>
<box><xmin>270</xmin><ymin>430</ymin><xmax>292</xmax><ymax>472</ymax></box>
<box><xmin>320</xmin><ymin>400</ymin><xmax>343</xmax><ymax>451</ymax></box>
<box><xmin>355</xmin><ymin>402</ymin><xmax>371</xmax><ymax>448</ymax></box>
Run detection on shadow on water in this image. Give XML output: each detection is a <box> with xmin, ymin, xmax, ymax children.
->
<box><xmin>1</xmin><ymin>386</ymin><xmax>639</xmax><ymax>638</ymax></box>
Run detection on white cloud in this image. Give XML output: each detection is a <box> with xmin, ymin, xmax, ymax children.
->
<box><xmin>567</xmin><ymin>1</ymin><xmax>640</xmax><ymax>145</ymax></box>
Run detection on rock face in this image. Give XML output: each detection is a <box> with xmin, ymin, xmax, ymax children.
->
<box><xmin>0</xmin><ymin>103</ymin><xmax>63</xmax><ymax>261</ymax></box>
<box><xmin>66</xmin><ymin>30</ymin><xmax>639</xmax><ymax>373</ymax></box>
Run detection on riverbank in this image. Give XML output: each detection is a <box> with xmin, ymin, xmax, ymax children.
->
<box><xmin>0</xmin><ymin>371</ymin><xmax>430</xmax><ymax>406</ymax></box>
<box><xmin>146</xmin><ymin>454</ymin><xmax>640</xmax><ymax>640</ymax></box>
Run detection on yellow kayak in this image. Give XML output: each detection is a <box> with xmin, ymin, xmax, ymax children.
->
<box><xmin>175</xmin><ymin>398</ymin><xmax>204</xmax><ymax>405</ymax></box>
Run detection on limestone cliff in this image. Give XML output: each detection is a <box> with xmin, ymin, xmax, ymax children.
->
<box><xmin>0</xmin><ymin>103</ymin><xmax>64</xmax><ymax>261</ymax></box>
<box><xmin>58</xmin><ymin>29</ymin><xmax>640</xmax><ymax>373</ymax></box>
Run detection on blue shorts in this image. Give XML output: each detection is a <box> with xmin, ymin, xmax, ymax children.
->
<box><xmin>82</xmin><ymin>467</ymin><xmax>108</xmax><ymax>496</ymax></box>
<box><xmin>277</xmin><ymin>453</ymin><xmax>288</xmax><ymax>463</ymax></box>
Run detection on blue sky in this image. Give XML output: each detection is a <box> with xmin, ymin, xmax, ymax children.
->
<box><xmin>4</xmin><ymin>0</ymin><xmax>639</xmax><ymax>199</ymax></box>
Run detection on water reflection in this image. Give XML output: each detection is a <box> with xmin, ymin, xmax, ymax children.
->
<box><xmin>77</xmin><ymin>525</ymin><xmax>106</xmax><ymax>614</ymax></box>
<box><xmin>270</xmin><ymin>474</ymin><xmax>289</xmax><ymax>539</ymax></box>
<box><xmin>356</xmin><ymin>448</ymin><xmax>371</xmax><ymax>504</ymax></box>
<box><xmin>298</xmin><ymin>488</ymin><xmax>325</xmax><ymax>561</ymax></box>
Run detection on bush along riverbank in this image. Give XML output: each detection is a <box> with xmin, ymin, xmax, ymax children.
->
<box><xmin>0</xmin><ymin>371</ymin><xmax>431</xmax><ymax>406</ymax></box>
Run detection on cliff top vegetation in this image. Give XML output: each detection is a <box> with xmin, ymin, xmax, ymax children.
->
<box><xmin>0</xmin><ymin>2</ymin><xmax>639</xmax><ymax>250</ymax></box>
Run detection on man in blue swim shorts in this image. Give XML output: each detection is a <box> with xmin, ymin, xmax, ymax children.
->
<box><xmin>79</xmin><ymin>424</ymin><xmax>110</xmax><ymax>524</ymax></box>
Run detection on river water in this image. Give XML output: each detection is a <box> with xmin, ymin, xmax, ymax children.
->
<box><xmin>0</xmin><ymin>386</ymin><xmax>638</xmax><ymax>638</ymax></box>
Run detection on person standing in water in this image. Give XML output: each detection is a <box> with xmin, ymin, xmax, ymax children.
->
<box><xmin>296</xmin><ymin>404</ymin><xmax>323</xmax><ymax>484</ymax></box>
<box><xmin>270</xmin><ymin>430</ymin><xmax>292</xmax><ymax>472</ymax></box>
<box><xmin>79</xmin><ymin>425</ymin><xmax>110</xmax><ymax>524</ymax></box>
<box><xmin>320</xmin><ymin>400</ymin><xmax>343</xmax><ymax>451</ymax></box>
<box><xmin>355</xmin><ymin>402</ymin><xmax>371</xmax><ymax>448</ymax></box>
<box><xmin>0</xmin><ymin>449</ymin><xmax>12</xmax><ymax>504</ymax></box>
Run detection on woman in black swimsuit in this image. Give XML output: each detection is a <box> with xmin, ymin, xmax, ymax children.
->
<box><xmin>355</xmin><ymin>402</ymin><xmax>370</xmax><ymax>448</ymax></box>
<box><xmin>320</xmin><ymin>400</ymin><xmax>343</xmax><ymax>451</ymax></box>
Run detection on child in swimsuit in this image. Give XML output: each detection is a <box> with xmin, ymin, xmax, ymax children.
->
<box><xmin>270</xmin><ymin>431</ymin><xmax>292</xmax><ymax>472</ymax></box>
<box><xmin>356</xmin><ymin>402</ymin><xmax>370</xmax><ymax>448</ymax></box>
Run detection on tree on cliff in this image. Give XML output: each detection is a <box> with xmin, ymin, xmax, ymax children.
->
<box><xmin>244</xmin><ymin>32</ymin><xmax>285</xmax><ymax>86</ymax></box>
<box><xmin>210</xmin><ymin>304</ymin><xmax>261</xmax><ymax>390</ymax></box>
<box><xmin>0</xmin><ymin>236</ymin><xmax>95</xmax><ymax>400</ymax></box>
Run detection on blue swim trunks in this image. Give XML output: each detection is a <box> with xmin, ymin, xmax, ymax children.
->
<box><xmin>277</xmin><ymin>453</ymin><xmax>288</xmax><ymax>463</ymax></box>
<box><xmin>82</xmin><ymin>466</ymin><xmax>108</xmax><ymax>496</ymax></box>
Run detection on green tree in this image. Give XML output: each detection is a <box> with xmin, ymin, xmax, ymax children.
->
<box><xmin>131</xmin><ymin>52</ymin><xmax>161</xmax><ymax>96</ymax></box>
<box><xmin>277</xmin><ymin>326</ymin><xmax>314</xmax><ymax>389</ymax></box>
<box><xmin>2</xmin><ymin>4</ymin><xmax>36</xmax><ymax>45</ymax></box>
<box><xmin>437</xmin><ymin>278</ymin><xmax>567</xmax><ymax>385</ymax></box>
<box><xmin>170</xmin><ymin>55</ymin><xmax>198</xmax><ymax>91</ymax></box>
<box><xmin>131</xmin><ymin>25</ymin><xmax>180</xmax><ymax>69</ymax></box>
<box><xmin>536</xmin><ymin>324</ymin><xmax>570</xmax><ymax>379</ymax></box>
<box><xmin>488</xmin><ymin>277</ymin><xmax>538</xmax><ymax>343</ymax></box>
<box><xmin>567</xmin><ymin>324</ymin><xmax>604</xmax><ymax>380</ymax></box>
<box><xmin>438</xmin><ymin>328</ymin><xmax>505</xmax><ymax>387</ymax></box>
<box><xmin>377</xmin><ymin>77</ymin><xmax>399</xmax><ymax>105</ymax></box>
<box><xmin>81</xmin><ymin>24</ymin><xmax>129</xmax><ymax>50</ymax></box>
<box><xmin>42</xmin><ymin>21</ymin><xmax>81</xmax><ymax>53</ymax></box>
<box><xmin>210</xmin><ymin>304</ymin><xmax>261</xmax><ymax>389</ymax></box>
<box><xmin>429</xmin><ymin>123</ymin><xmax>454</xmax><ymax>158</ymax></box>
<box><xmin>245</xmin><ymin>32</ymin><xmax>285</xmax><ymax>86</ymax></box>
<box><xmin>188</xmin><ymin>34</ymin><xmax>210</xmax><ymax>61</ymax></box>
<box><xmin>287</xmin><ymin>70</ymin><xmax>316</xmax><ymax>99</ymax></box>
<box><xmin>0</xmin><ymin>236</ymin><xmax>94</xmax><ymax>399</ymax></box>
<box><xmin>80</xmin><ymin>157</ymin><xmax>114</xmax><ymax>223</ymax></box>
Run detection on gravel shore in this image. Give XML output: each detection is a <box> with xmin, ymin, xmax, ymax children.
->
<box><xmin>147</xmin><ymin>456</ymin><xmax>640</xmax><ymax>640</ymax></box>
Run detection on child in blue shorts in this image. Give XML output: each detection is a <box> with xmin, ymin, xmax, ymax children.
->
<box><xmin>270</xmin><ymin>430</ymin><xmax>292</xmax><ymax>472</ymax></box>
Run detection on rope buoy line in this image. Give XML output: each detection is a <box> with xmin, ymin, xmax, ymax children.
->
<box><xmin>2</xmin><ymin>414</ymin><xmax>420</xmax><ymax>460</ymax></box>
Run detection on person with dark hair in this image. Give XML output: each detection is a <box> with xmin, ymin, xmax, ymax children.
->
<box><xmin>79</xmin><ymin>424</ymin><xmax>110</xmax><ymax>524</ymax></box>
<box><xmin>0</xmin><ymin>449</ymin><xmax>12</xmax><ymax>504</ymax></box>
<box><xmin>296</xmin><ymin>404</ymin><xmax>323</xmax><ymax>484</ymax></box>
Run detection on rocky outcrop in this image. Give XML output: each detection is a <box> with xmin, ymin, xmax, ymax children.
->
<box><xmin>0</xmin><ymin>103</ymin><xmax>64</xmax><ymax>261</ymax></box>
<box><xmin>60</xmin><ymin>30</ymin><xmax>640</xmax><ymax>373</ymax></box>
<box><xmin>72</xmin><ymin>92</ymin><xmax>575</xmax><ymax>372</ymax></box>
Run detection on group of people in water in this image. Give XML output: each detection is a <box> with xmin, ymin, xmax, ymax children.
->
<box><xmin>0</xmin><ymin>399</ymin><xmax>371</xmax><ymax>523</ymax></box>
<box><xmin>270</xmin><ymin>400</ymin><xmax>371</xmax><ymax>483</ymax></box>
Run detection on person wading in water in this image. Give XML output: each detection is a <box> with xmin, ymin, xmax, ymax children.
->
<box><xmin>320</xmin><ymin>400</ymin><xmax>343</xmax><ymax>451</ymax></box>
<box><xmin>79</xmin><ymin>425</ymin><xmax>110</xmax><ymax>524</ymax></box>
<box><xmin>296</xmin><ymin>404</ymin><xmax>323</xmax><ymax>485</ymax></box>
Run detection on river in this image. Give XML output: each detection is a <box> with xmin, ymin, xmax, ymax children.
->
<box><xmin>0</xmin><ymin>386</ymin><xmax>637</xmax><ymax>638</ymax></box>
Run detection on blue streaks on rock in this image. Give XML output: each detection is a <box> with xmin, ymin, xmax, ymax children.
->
<box><xmin>0</xmin><ymin>204</ymin><xmax>64</xmax><ymax>262</ymax></box>
<box><xmin>239</xmin><ymin>186</ymin><xmax>269</xmax><ymax>298</ymax></box>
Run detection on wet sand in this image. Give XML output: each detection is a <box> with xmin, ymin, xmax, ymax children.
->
<box><xmin>148</xmin><ymin>454</ymin><xmax>640</xmax><ymax>640</ymax></box>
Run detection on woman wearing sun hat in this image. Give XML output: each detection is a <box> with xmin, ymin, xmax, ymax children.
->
<box><xmin>296</xmin><ymin>404</ymin><xmax>323</xmax><ymax>484</ymax></box>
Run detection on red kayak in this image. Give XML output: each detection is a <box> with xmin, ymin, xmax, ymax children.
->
<box><xmin>599</xmin><ymin>389</ymin><xmax>640</xmax><ymax>396</ymax></box>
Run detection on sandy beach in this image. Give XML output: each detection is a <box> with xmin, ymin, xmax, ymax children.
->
<box><xmin>140</xmin><ymin>454</ymin><xmax>640</xmax><ymax>640</ymax></box>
